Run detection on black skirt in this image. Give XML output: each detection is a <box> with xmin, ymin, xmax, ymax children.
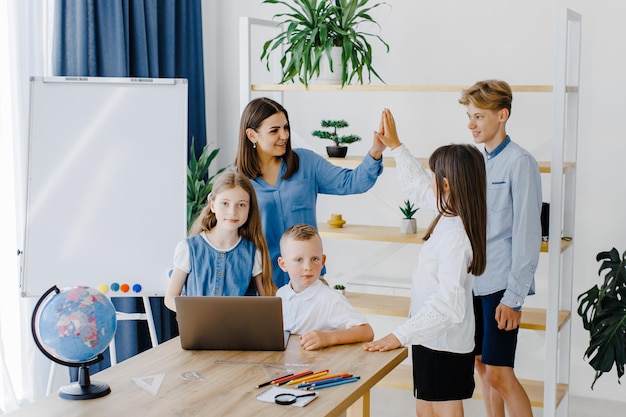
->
<box><xmin>412</xmin><ymin>344</ymin><xmax>475</xmax><ymax>401</ymax></box>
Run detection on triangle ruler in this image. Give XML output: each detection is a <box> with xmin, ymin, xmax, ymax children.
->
<box><xmin>132</xmin><ymin>373</ymin><xmax>165</xmax><ymax>396</ymax></box>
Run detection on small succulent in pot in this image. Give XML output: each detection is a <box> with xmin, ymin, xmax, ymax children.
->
<box><xmin>399</xmin><ymin>199</ymin><xmax>418</xmax><ymax>219</ymax></box>
<box><xmin>399</xmin><ymin>200</ymin><xmax>418</xmax><ymax>234</ymax></box>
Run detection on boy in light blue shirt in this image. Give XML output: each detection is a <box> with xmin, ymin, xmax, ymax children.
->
<box><xmin>460</xmin><ymin>80</ymin><xmax>541</xmax><ymax>417</ymax></box>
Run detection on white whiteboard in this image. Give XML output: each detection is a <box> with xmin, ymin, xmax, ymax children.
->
<box><xmin>21</xmin><ymin>77</ymin><xmax>188</xmax><ymax>297</ymax></box>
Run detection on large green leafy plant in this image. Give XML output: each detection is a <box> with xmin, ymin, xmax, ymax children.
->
<box><xmin>577</xmin><ymin>247</ymin><xmax>626</xmax><ymax>388</ymax></box>
<box><xmin>187</xmin><ymin>139</ymin><xmax>225</xmax><ymax>228</ymax></box>
<box><xmin>260</xmin><ymin>0</ymin><xmax>390</xmax><ymax>87</ymax></box>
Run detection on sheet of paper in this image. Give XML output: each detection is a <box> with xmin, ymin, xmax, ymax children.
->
<box><xmin>256</xmin><ymin>386</ymin><xmax>318</xmax><ymax>407</ymax></box>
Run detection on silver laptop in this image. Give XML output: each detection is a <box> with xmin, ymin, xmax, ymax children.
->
<box><xmin>174</xmin><ymin>296</ymin><xmax>290</xmax><ymax>351</ymax></box>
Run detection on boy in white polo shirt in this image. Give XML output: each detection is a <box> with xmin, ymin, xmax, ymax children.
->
<box><xmin>276</xmin><ymin>224</ymin><xmax>374</xmax><ymax>351</ymax></box>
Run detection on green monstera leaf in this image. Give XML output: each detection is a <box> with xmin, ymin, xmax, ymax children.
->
<box><xmin>577</xmin><ymin>247</ymin><xmax>626</xmax><ymax>388</ymax></box>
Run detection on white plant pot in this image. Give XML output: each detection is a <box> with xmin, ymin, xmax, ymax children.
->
<box><xmin>313</xmin><ymin>46</ymin><xmax>342</xmax><ymax>85</ymax></box>
<box><xmin>400</xmin><ymin>218</ymin><xmax>417</xmax><ymax>234</ymax></box>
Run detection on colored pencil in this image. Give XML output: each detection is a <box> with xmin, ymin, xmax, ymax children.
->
<box><xmin>254</xmin><ymin>372</ymin><xmax>293</xmax><ymax>388</ymax></box>
<box><xmin>297</xmin><ymin>375</ymin><xmax>354</xmax><ymax>388</ymax></box>
<box><xmin>285</xmin><ymin>369</ymin><xmax>329</xmax><ymax>385</ymax></box>
<box><xmin>273</xmin><ymin>370</ymin><xmax>313</xmax><ymax>385</ymax></box>
<box><xmin>305</xmin><ymin>376</ymin><xmax>360</xmax><ymax>390</ymax></box>
<box><xmin>297</xmin><ymin>372</ymin><xmax>352</xmax><ymax>385</ymax></box>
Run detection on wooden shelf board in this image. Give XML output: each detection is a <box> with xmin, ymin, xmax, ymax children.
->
<box><xmin>328</xmin><ymin>156</ymin><xmax>405</xmax><ymax>168</ymax></box>
<box><xmin>345</xmin><ymin>292</ymin><xmax>570</xmax><ymax>331</ymax></box>
<box><xmin>378</xmin><ymin>364</ymin><xmax>568</xmax><ymax>408</ymax></box>
<box><xmin>537</xmin><ymin>161</ymin><xmax>576</xmax><ymax>174</ymax></box>
<box><xmin>251</xmin><ymin>84</ymin><xmax>555</xmax><ymax>93</ymax></box>
<box><xmin>540</xmin><ymin>238</ymin><xmax>573</xmax><ymax>253</ymax></box>
<box><xmin>329</xmin><ymin>156</ymin><xmax>574</xmax><ymax>174</ymax></box>
<box><xmin>320</xmin><ymin>222</ymin><xmax>570</xmax><ymax>253</ymax></box>
<box><xmin>345</xmin><ymin>292</ymin><xmax>410</xmax><ymax>318</ymax></box>
<box><xmin>521</xmin><ymin>307</ymin><xmax>571</xmax><ymax>331</ymax></box>
<box><xmin>319</xmin><ymin>223</ymin><xmax>426</xmax><ymax>244</ymax></box>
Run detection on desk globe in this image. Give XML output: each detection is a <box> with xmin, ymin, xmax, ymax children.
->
<box><xmin>31</xmin><ymin>285</ymin><xmax>117</xmax><ymax>400</ymax></box>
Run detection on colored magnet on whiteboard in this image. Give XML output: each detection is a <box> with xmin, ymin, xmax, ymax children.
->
<box><xmin>132</xmin><ymin>284</ymin><xmax>142</xmax><ymax>293</ymax></box>
<box><xmin>120</xmin><ymin>283</ymin><xmax>130</xmax><ymax>292</ymax></box>
<box><xmin>110</xmin><ymin>282</ymin><xmax>120</xmax><ymax>292</ymax></box>
<box><xmin>98</xmin><ymin>284</ymin><xmax>109</xmax><ymax>294</ymax></box>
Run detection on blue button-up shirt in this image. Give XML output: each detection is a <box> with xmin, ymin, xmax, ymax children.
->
<box><xmin>251</xmin><ymin>148</ymin><xmax>383</xmax><ymax>288</ymax></box>
<box><xmin>476</xmin><ymin>137</ymin><xmax>542</xmax><ymax>309</ymax></box>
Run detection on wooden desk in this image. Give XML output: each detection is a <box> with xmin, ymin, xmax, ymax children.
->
<box><xmin>11</xmin><ymin>336</ymin><xmax>407</xmax><ymax>417</ymax></box>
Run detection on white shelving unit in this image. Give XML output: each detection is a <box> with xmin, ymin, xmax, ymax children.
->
<box><xmin>240</xmin><ymin>9</ymin><xmax>580</xmax><ymax>417</ymax></box>
<box><xmin>544</xmin><ymin>9</ymin><xmax>581</xmax><ymax>417</ymax></box>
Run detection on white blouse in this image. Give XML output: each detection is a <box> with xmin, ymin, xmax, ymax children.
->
<box><xmin>389</xmin><ymin>145</ymin><xmax>476</xmax><ymax>354</ymax></box>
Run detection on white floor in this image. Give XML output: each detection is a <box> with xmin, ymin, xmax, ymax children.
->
<box><xmin>370</xmin><ymin>387</ymin><xmax>625</xmax><ymax>417</ymax></box>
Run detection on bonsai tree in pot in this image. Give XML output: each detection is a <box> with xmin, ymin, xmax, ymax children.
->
<box><xmin>312</xmin><ymin>119</ymin><xmax>361</xmax><ymax>158</ymax></box>
<box><xmin>260</xmin><ymin>0</ymin><xmax>390</xmax><ymax>87</ymax></box>
<box><xmin>399</xmin><ymin>199</ymin><xmax>418</xmax><ymax>234</ymax></box>
<box><xmin>577</xmin><ymin>247</ymin><xmax>626</xmax><ymax>388</ymax></box>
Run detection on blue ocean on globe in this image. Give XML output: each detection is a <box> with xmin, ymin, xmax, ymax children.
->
<box><xmin>38</xmin><ymin>286</ymin><xmax>117</xmax><ymax>363</ymax></box>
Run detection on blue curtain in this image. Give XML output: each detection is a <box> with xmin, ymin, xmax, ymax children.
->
<box><xmin>53</xmin><ymin>0</ymin><xmax>206</xmax><ymax>370</ymax></box>
<box><xmin>53</xmin><ymin>0</ymin><xmax>206</xmax><ymax>157</ymax></box>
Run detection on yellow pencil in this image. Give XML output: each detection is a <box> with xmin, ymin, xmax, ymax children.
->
<box><xmin>299</xmin><ymin>372</ymin><xmax>352</xmax><ymax>384</ymax></box>
<box><xmin>285</xmin><ymin>369</ymin><xmax>329</xmax><ymax>385</ymax></box>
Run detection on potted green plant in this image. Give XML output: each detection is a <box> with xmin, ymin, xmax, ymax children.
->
<box><xmin>577</xmin><ymin>247</ymin><xmax>626</xmax><ymax>388</ymax></box>
<box><xmin>399</xmin><ymin>199</ymin><xmax>418</xmax><ymax>234</ymax></box>
<box><xmin>312</xmin><ymin>119</ymin><xmax>361</xmax><ymax>158</ymax></box>
<box><xmin>333</xmin><ymin>284</ymin><xmax>346</xmax><ymax>294</ymax></box>
<box><xmin>187</xmin><ymin>138</ymin><xmax>226</xmax><ymax>228</ymax></box>
<box><xmin>260</xmin><ymin>0</ymin><xmax>390</xmax><ymax>87</ymax></box>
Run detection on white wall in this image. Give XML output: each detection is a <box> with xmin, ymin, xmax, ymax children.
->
<box><xmin>203</xmin><ymin>0</ymin><xmax>626</xmax><ymax>402</ymax></box>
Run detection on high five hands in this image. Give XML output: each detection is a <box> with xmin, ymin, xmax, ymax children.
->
<box><xmin>374</xmin><ymin>108</ymin><xmax>402</xmax><ymax>150</ymax></box>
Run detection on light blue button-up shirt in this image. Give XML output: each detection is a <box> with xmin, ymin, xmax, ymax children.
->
<box><xmin>251</xmin><ymin>148</ymin><xmax>383</xmax><ymax>288</ymax></box>
<box><xmin>475</xmin><ymin>137</ymin><xmax>542</xmax><ymax>309</ymax></box>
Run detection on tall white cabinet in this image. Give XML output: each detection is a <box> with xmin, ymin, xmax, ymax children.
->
<box><xmin>240</xmin><ymin>9</ymin><xmax>580</xmax><ymax>417</ymax></box>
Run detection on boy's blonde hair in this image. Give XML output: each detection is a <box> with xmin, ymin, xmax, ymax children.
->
<box><xmin>459</xmin><ymin>79</ymin><xmax>513</xmax><ymax>115</ymax></box>
<box><xmin>280</xmin><ymin>224</ymin><xmax>321</xmax><ymax>253</ymax></box>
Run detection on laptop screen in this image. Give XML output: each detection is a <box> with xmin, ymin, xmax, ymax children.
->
<box><xmin>174</xmin><ymin>296</ymin><xmax>289</xmax><ymax>351</ymax></box>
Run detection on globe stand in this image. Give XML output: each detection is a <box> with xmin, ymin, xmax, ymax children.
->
<box><xmin>31</xmin><ymin>285</ymin><xmax>117</xmax><ymax>401</ymax></box>
<box><xmin>58</xmin><ymin>364</ymin><xmax>111</xmax><ymax>400</ymax></box>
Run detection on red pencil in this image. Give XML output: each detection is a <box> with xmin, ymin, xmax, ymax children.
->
<box><xmin>254</xmin><ymin>372</ymin><xmax>293</xmax><ymax>388</ymax></box>
<box><xmin>285</xmin><ymin>369</ymin><xmax>330</xmax><ymax>385</ymax></box>
<box><xmin>272</xmin><ymin>370</ymin><xmax>313</xmax><ymax>385</ymax></box>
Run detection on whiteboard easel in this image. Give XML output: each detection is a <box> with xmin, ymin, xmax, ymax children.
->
<box><xmin>22</xmin><ymin>76</ymin><xmax>187</xmax><ymax>298</ymax></box>
<box><xmin>109</xmin><ymin>296</ymin><xmax>159</xmax><ymax>365</ymax></box>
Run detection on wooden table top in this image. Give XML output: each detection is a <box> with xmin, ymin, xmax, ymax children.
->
<box><xmin>11</xmin><ymin>336</ymin><xmax>407</xmax><ymax>417</ymax></box>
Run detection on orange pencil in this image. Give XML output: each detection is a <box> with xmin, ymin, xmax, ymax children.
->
<box><xmin>285</xmin><ymin>370</ymin><xmax>329</xmax><ymax>385</ymax></box>
<box><xmin>300</xmin><ymin>373</ymin><xmax>352</xmax><ymax>384</ymax></box>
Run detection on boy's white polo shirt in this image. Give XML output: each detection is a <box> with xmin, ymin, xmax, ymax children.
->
<box><xmin>277</xmin><ymin>280</ymin><xmax>368</xmax><ymax>335</ymax></box>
